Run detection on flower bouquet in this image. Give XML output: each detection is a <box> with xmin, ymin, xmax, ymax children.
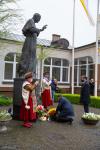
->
<box><xmin>47</xmin><ymin>108</ymin><xmax>56</xmax><ymax>121</ymax></box>
<box><xmin>36</xmin><ymin>105</ymin><xmax>47</xmax><ymax>121</ymax></box>
<box><xmin>36</xmin><ymin>105</ymin><xmax>44</xmax><ymax>117</ymax></box>
<box><xmin>81</xmin><ymin>113</ymin><xmax>100</xmax><ymax>125</ymax></box>
<box><xmin>47</xmin><ymin>108</ymin><xmax>56</xmax><ymax>116</ymax></box>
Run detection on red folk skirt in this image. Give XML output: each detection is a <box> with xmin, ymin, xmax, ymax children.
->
<box><xmin>20</xmin><ymin>96</ymin><xmax>36</xmax><ymax>122</ymax></box>
<box><xmin>41</xmin><ymin>89</ymin><xmax>52</xmax><ymax>108</ymax></box>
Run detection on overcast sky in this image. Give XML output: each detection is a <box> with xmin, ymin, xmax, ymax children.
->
<box><xmin>16</xmin><ymin>0</ymin><xmax>98</xmax><ymax>47</ymax></box>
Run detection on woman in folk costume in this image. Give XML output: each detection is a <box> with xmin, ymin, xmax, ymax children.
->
<box><xmin>41</xmin><ymin>72</ymin><xmax>52</xmax><ymax>110</ymax></box>
<box><xmin>20</xmin><ymin>72</ymin><xmax>38</xmax><ymax>128</ymax></box>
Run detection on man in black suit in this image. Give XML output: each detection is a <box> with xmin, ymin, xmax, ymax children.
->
<box><xmin>80</xmin><ymin>77</ymin><xmax>90</xmax><ymax>113</ymax></box>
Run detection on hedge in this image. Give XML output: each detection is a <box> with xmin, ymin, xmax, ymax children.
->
<box><xmin>54</xmin><ymin>93</ymin><xmax>100</xmax><ymax>108</ymax></box>
<box><xmin>1</xmin><ymin>93</ymin><xmax>100</xmax><ymax>108</ymax></box>
<box><xmin>0</xmin><ymin>95</ymin><xmax>12</xmax><ymax>106</ymax></box>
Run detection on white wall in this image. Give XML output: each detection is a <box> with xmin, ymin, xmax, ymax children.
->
<box><xmin>0</xmin><ymin>38</ymin><xmax>97</xmax><ymax>88</ymax></box>
<box><xmin>75</xmin><ymin>46</ymin><xmax>96</xmax><ymax>63</ymax></box>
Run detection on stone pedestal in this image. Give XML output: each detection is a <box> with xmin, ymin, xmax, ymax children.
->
<box><xmin>13</xmin><ymin>78</ymin><xmax>24</xmax><ymax>120</ymax></box>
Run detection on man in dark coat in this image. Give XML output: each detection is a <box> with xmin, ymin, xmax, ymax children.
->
<box><xmin>80</xmin><ymin>77</ymin><xmax>90</xmax><ymax>113</ymax></box>
<box><xmin>18</xmin><ymin>13</ymin><xmax>47</xmax><ymax>77</ymax></box>
<box><xmin>52</xmin><ymin>95</ymin><xmax>74</xmax><ymax>124</ymax></box>
<box><xmin>89</xmin><ymin>78</ymin><xmax>95</xmax><ymax>96</ymax></box>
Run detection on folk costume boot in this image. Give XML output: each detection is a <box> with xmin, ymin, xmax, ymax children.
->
<box><xmin>23</xmin><ymin>122</ymin><xmax>32</xmax><ymax>128</ymax></box>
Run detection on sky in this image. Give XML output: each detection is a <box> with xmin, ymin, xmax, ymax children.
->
<box><xmin>15</xmin><ymin>0</ymin><xmax>98</xmax><ymax>47</ymax></box>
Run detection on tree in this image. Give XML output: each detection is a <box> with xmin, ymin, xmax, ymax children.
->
<box><xmin>36</xmin><ymin>45</ymin><xmax>50</xmax><ymax>103</ymax></box>
<box><xmin>0</xmin><ymin>0</ymin><xmax>21</xmax><ymax>36</ymax></box>
<box><xmin>37</xmin><ymin>45</ymin><xmax>50</xmax><ymax>93</ymax></box>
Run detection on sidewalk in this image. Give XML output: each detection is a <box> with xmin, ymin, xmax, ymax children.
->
<box><xmin>0</xmin><ymin>105</ymin><xmax>100</xmax><ymax>150</ymax></box>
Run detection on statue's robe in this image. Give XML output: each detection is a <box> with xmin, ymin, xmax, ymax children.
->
<box><xmin>18</xmin><ymin>18</ymin><xmax>40</xmax><ymax>76</ymax></box>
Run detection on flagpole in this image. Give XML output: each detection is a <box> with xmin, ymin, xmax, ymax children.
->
<box><xmin>95</xmin><ymin>0</ymin><xmax>99</xmax><ymax>96</ymax></box>
<box><xmin>72</xmin><ymin>0</ymin><xmax>75</xmax><ymax>94</ymax></box>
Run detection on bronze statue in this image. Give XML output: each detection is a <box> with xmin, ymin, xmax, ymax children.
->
<box><xmin>17</xmin><ymin>13</ymin><xmax>47</xmax><ymax>77</ymax></box>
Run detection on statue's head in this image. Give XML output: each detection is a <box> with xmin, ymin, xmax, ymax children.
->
<box><xmin>33</xmin><ymin>13</ymin><xmax>41</xmax><ymax>23</ymax></box>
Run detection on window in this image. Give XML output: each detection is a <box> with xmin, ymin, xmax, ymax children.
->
<box><xmin>79</xmin><ymin>65</ymin><xmax>86</xmax><ymax>83</ymax></box>
<box><xmin>43</xmin><ymin>57</ymin><xmax>70</xmax><ymax>83</ymax></box>
<box><xmin>44</xmin><ymin>57</ymin><xmax>51</xmax><ymax>65</ymax></box>
<box><xmin>44</xmin><ymin>66</ymin><xmax>50</xmax><ymax>77</ymax></box>
<box><xmin>4</xmin><ymin>63</ymin><xmax>13</xmax><ymax>79</ymax></box>
<box><xmin>52</xmin><ymin>58</ymin><xmax>61</xmax><ymax>66</ymax></box>
<box><xmin>52</xmin><ymin>67</ymin><xmax>60</xmax><ymax>81</ymax></box>
<box><xmin>4</xmin><ymin>53</ymin><xmax>21</xmax><ymax>81</ymax></box>
<box><xmin>74</xmin><ymin>56</ymin><xmax>94</xmax><ymax>86</ymax></box>
<box><xmin>62</xmin><ymin>68</ymin><xmax>68</xmax><ymax>82</ymax></box>
<box><xmin>79</xmin><ymin>57</ymin><xmax>86</xmax><ymax>65</ymax></box>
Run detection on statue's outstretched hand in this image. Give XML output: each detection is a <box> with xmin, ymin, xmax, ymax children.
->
<box><xmin>41</xmin><ymin>25</ymin><xmax>47</xmax><ymax>31</ymax></box>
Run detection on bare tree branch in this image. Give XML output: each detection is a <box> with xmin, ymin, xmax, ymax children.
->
<box><xmin>0</xmin><ymin>0</ymin><xmax>21</xmax><ymax>37</ymax></box>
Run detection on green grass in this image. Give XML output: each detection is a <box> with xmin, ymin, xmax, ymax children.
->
<box><xmin>54</xmin><ymin>93</ymin><xmax>100</xmax><ymax>108</ymax></box>
<box><xmin>0</xmin><ymin>95</ymin><xmax>12</xmax><ymax>106</ymax></box>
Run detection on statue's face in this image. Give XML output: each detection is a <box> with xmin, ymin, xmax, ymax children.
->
<box><xmin>33</xmin><ymin>14</ymin><xmax>41</xmax><ymax>23</ymax></box>
<box><xmin>35</xmin><ymin>16</ymin><xmax>41</xmax><ymax>23</ymax></box>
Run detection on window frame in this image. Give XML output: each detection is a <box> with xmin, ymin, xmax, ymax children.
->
<box><xmin>3</xmin><ymin>53</ymin><xmax>19</xmax><ymax>82</ymax></box>
<box><xmin>43</xmin><ymin>57</ymin><xmax>70</xmax><ymax>83</ymax></box>
<box><xmin>74</xmin><ymin>56</ymin><xmax>94</xmax><ymax>87</ymax></box>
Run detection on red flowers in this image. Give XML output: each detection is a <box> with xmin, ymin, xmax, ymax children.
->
<box><xmin>36</xmin><ymin>105</ymin><xmax>44</xmax><ymax>117</ymax></box>
<box><xmin>36</xmin><ymin>105</ymin><xmax>44</xmax><ymax>111</ymax></box>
